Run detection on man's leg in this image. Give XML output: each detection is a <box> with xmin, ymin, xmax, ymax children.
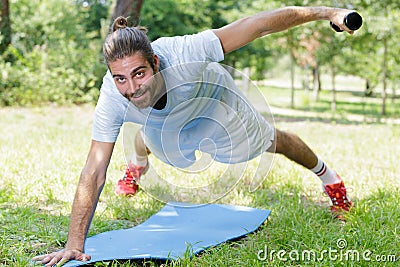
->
<box><xmin>267</xmin><ymin>129</ymin><xmax>340</xmax><ymax>185</ymax></box>
<box><xmin>267</xmin><ymin>128</ymin><xmax>352</xmax><ymax>215</ymax></box>
<box><xmin>115</xmin><ymin>131</ymin><xmax>149</xmax><ymax>196</ymax></box>
<box><xmin>267</xmin><ymin>128</ymin><xmax>318</xmax><ymax>169</ymax></box>
<box><xmin>134</xmin><ymin>130</ymin><xmax>150</xmax><ymax>167</ymax></box>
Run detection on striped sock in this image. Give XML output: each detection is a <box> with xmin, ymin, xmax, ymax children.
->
<box><xmin>311</xmin><ymin>158</ymin><xmax>341</xmax><ymax>185</ymax></box>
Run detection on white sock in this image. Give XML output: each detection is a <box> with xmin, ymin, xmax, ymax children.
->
<box><xmin>311</xmin><ymin>158</ymin><xmax>341</xmax><ymax>185</ymax></box>
<box><xmin>135</xmin><ymin>154</ymin><xmax>148</xmax><ymax>167</ymax></box>
<box><xmin>128</xmin><ymin>153</ymin><xmax>148</xmax><ymax>167</ymax></box>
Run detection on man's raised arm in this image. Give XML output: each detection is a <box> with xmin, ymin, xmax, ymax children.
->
<box><xmin>213</xmin><ymin>6</ymin><xmax>356</xmax><ymax>54</ymax></box>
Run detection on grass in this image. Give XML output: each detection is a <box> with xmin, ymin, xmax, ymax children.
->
<box><xmin>258</xmin><ymin>86</ymin><xmax>400</xmax><ymax>121</ymax></box>
<box><xmin>0</xmin><ymin>87</ymin><xmax>399</xmax><ymax>266</ymax></box>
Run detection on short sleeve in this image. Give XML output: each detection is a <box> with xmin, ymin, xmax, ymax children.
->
<box><xmin>151</xmin><ymin>30</ymin><xmax>224</xmax><ymax>65</ymax></box>
<box><xmin>92</xmin><ymin>73</ymin><xmax>127</xmax><ymax>143</ymax></box>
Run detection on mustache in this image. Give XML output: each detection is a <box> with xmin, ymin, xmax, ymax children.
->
<box><xmin>125</xmin><ymin>85</ymin><xmax>149</xmax><ymax>100</ymax></box>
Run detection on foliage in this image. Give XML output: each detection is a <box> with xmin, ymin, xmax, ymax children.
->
<box><xmin>140</xmin><ymin>0</ymin><xmax>202</xmax><ymax>40</ymax></box>
<box><xmin>0</xmin><ymin>0</ymin><xmax>110</xmax><ymax>106</ymax></box>
<box><xmin>0</xmin><ymin>0</ymin><xmax>399</xmax><ymax>107</ymax></box>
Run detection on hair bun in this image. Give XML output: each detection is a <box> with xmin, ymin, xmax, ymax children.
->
<box><xmin>112</xmin><ymin>16</ymin><xmax>128</xmax><ymax>32</ymax></box>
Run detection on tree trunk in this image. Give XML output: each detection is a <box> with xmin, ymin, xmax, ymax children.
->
<box><xmin>312</xmin><ymin>65</ymin><xmax>321</xmax><ymax>101</ymax></box>
<box><xmin>365</xmin><ymin>79</ymin><xmax>373</xmax><ymax>97</ymax></box>
<box><xmin>381</xmin><ymin>37</ymin><xmax>388</xmax><ymax>116</ymax></box>
<box><xmin>331</xmin><ymin>65</ymin><xmax>337</xmax><ymax>112</ymax></box>
<box><xmin>0</xmin><ymin>0</ymin><xmax>11</xmax><ymax>54</ymax></box>
<box><xmin>290</xmin><ymin>50</ymin><xmax>295</xmax><ymax>109</ymax></box>
<box><xmin>391</xmin><ymin>81</ymin><xmax>396</xmax><ymax>104</ymax></box>
<box><xmin>111</xmin><ymin>0</ymin><xmax>143</xmax><ymax>25</ymax></box>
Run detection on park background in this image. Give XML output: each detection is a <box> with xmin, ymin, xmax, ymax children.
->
<box><xmin>1</xmin><ymin>0</ymin><xmax>399</xmax><ymax>266</ymax></box>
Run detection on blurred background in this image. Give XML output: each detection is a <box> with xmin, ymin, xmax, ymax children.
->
<box><xmin>0</xmin><ymin>0</ymin><xmax>399</xmax><ymax>117</ymax></box>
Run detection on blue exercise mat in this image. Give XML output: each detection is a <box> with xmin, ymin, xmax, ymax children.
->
<box><xmin>63</xmin><ymin>202</ymin><xmax>270</xmax><ymax>266</ymax></box>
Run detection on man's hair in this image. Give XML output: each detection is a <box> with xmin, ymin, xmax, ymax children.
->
<box><xmin>103</xmin><ymin>16</ymin><xmax>155</xmax><ymax>70</ymax></box>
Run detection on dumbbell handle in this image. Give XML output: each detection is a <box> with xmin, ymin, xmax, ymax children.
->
<box><xmin>330</xmin><ymin>12</ymin><xmax>363</xmax><ymax>32</ymax></box>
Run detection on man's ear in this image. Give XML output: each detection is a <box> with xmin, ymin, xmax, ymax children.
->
<box><xmin>153</xmin><ymin>54</ymin><xmax>160</xmax><ymax>72</ymax></box>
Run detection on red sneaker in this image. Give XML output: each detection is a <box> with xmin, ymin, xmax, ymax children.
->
<box><xmin>324</xmin><ymin>176</ymin><xmax>353</xmax><ymax>219</ymax></box>
<box><xmin>115</xmin><ymin>163</ymin><xmax>148</xmax><ymax>196</ymax></box>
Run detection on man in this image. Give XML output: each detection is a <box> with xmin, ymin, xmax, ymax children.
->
<box><xmin>33</xmin><ymin>6</ymin><xmax>355</xmax><ymax>266</ymax></box>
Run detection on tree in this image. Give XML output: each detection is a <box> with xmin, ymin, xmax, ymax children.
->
<box><xmin>111</xmin><ymin>0</ymin><xmax>143</xmax><ymax>25</ymax></box>
<box><xmin>0</xmin><ymin>0</ymin><xmax>11</xmax><ymax>54</ymax></box>
<box><xmin>76</xmin><ymin>0</ymin><xmax>111</xmax><ymax>38</ymax></box>
<box><xmin>297</xmin><ymin>30</ymin><xmax>323</xmax><ymax>101</ymax></box>
<box><xmin>350</xmin><ymin>0</ymin><xmax>400</xmax><ymax>115</ymax></box>
<box><xmin>0</xmin><ymin>0</ymin><xmax>107</xmax><ymax>105</ymax></box>
<box><xmin>140</xmin><ymin>0</ymin><xmax>205</xmax><ymax>41</ymax></box>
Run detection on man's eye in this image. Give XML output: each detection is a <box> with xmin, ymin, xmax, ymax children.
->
<box><xmin>136</xmin><ymin>72</ymin><xmax>145</xmax><ymax>78</ymax></box>
<box><xmin>116</xmin><ymin>77</ymin><xmax>126</xmax><ymax>83</ymax></box>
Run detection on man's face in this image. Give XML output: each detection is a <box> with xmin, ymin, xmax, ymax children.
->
<box><xmin>109</xmin><ymin>53</ymin><xmax>164</xmax><ymax>109</ymax></box>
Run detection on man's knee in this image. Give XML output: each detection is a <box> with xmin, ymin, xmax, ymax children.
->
<box><xmin>267</xmin><ymin>128</ymin><xmax>281</xmax><ymax>153</ymax></box>
<box><xmin>270</xmin><ymin>129</ymin><xmax>294</xmax><ymax>154</ymax></box>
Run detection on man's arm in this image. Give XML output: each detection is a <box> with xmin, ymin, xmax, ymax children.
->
<box><xmin>32</xmin><ymin>140</ymin><xmax>115</xmax><ymax>267</ymax></box>
<box><xmin>213</xmin><ymin>6</ymin><xmax>356</xmax><ymax>54</ymax></box>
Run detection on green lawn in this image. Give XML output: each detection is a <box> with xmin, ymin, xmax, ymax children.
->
<box><xmin>1</xmin><ymin>89</ymin><xmax>399</xmax><ymax>266</ymax></box>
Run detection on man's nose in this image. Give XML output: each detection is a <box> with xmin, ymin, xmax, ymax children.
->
<box><xmin>127</xmin><ymin>79</ymin><xmax>140</xmax><ymax>94</ymax></box>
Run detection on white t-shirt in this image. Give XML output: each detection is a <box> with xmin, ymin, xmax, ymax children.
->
<box><xmin>92</xmin><ymin>30</ymin><xmax>274</xmax><ymax>168</ymax></box>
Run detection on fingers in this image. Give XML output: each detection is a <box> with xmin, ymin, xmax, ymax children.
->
<box><xmin>32</xmin><ymin>251</ymin><xmax>59</xmax><ymax>265</ymax></box>
<box><xmin>32</xmin><ymin>254</ymin><xmax>46</xmax><ymax>261</ymax></box>
<box><xmin>45</xmin><ymin>254</ymin><xmax>63</xmax><ymax>267</ymax></box>
<box><xmin>76</xmin><ymin>253</ymin><xmax>91</xmax><ymax>262</ymax></box>
<box><xmin>337</xmin><ymin>24</ymin><xmax>353</xmax><ymax>34</ymax></box>
<box><xmin>32</xmin><ymin>250</ymin><xmax>91</xmax><ymax>267</ymax></box>
<box><xmin>339</xmin><ymin>24</ymin><xmax>356</xmax><ymax>34</ymax></box>
<box><xmin>32</xmin><ymin>252</ymin><xmax>59</xmax><ymax>266</ymax></box>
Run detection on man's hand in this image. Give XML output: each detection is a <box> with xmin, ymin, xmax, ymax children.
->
<box><xmin>33</xmin><ymin>141</ymin><xmax>114</xmax><ymax>266</ymax></box>
<box><xmin>32</xmin><ymin>249</ymin><xmax>90</xmax><ymax>267</ymax></box>
<box><xmin>329</xmin><ymin>8</ymin><xmax>358</xmax><ymax>34</ymax></box>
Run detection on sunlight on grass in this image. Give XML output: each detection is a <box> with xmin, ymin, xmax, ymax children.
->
<box><xmin>1</xmin><ymin>104</ymin><xmax>399</xmax><ymax>266</ymax></box>
<box><xmin>138</xmin><ymin>153</ymin><xmax>272</xmax><ymax>205</ymax></box>
<box><xmin>260</xmin><ymin>85</ymin><xmax>400</xmax><ymax>121</ymax></box>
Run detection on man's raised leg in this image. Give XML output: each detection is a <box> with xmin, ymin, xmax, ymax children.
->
<box><xmin>268</xmin><ymin>129</ymin><xmax>352</xmax><ymax>217</ymax></box>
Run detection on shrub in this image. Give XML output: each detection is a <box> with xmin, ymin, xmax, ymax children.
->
<box><xmin>0</xmin><ymin>0</ymin><xmax>109</xmax><ymax>106</ymax></box>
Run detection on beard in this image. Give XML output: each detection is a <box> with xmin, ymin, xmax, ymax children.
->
<box><xmin>127</xmin><ymin>86</ymin><xmax>166</xmax><ymax>110</ymax></box>
<box><xmin>125</xmin><ymin>72</ymin><xmax>166</xmax><ymax>109</ymax></box>
<box><xmin>126</xmin><ymin>86</ymin><xmax>152</xmax><ymax>109</ymax></box>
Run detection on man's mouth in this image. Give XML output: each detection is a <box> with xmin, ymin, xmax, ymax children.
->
<box><xmin>128</xmin><ymin>87</ymin><xmax>148</xmax><ymax>100</ymax></box>
<box><xmin>132</xmin><ymin>90</ymin><xmax>145</xmax><ymax>98</ymax></box>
